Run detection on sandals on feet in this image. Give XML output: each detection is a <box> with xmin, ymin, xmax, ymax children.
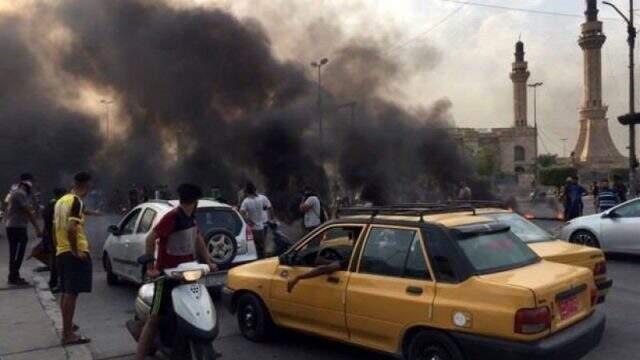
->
<box><xmin>61</xmin><ymin>336</ymin><xmax>91</xmax><ymax>346</ymax></box>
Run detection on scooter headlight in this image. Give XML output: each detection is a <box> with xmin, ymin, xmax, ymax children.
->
<box><xmin>174</xmin><ymin>270</ymin><xmax>203</xmax><ymax>282</ymax></box>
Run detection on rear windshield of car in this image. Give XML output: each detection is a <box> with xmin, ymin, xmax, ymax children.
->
<box><xmin>196</xmin><ymin>207</ymin><xmax>242</xmax><ymax>236</ymax></box>
<box><xmin>483</xmin><ymin>213</ymin><xmax>554</xmax><ymax>243</ymax></box>
<box><xmin>453</xmin><ymin>227</ymin><xmax>540</xmax><ymax>274</ymax></box>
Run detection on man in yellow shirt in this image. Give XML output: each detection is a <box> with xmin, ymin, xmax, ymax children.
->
<box><xmin>54</xmin><ymin>172</ymin><xmax>92</xmax><ymax>346</ymax></box>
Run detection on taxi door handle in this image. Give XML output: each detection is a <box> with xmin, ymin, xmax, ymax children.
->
<box><xmin>327</xmin><ymin>276</ymin><xmax>340</xmax><ymax>284</ymax></box>
<box><xmin>406</xmin><ymin>286</ymin><xmax>423</xmax><ymax>295</ymax></box>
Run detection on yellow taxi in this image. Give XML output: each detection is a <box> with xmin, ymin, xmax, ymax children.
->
<box><xmin>460</xmin><ymin>206</ymin><xmax>612</xmax><ymax>304</ymax></box>
<box><xmin>223</xmin><ymin>205</ymin><xmax>605</xmax><ymax>360</ymax></box>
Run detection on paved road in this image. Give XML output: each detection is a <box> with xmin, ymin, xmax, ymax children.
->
<box><xmin>69</xmin><ymin>211</ymin><xmax>640</xmax><ymax>360</ymax></box>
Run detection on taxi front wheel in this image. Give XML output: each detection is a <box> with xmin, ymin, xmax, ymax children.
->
<box><xmin>406</xmin><ymin>330</ymin><xmax>464</xmax><ymax>360</ymax></box>
<box><xmin>236</xmin><ymin>293</ymin><xmax>274</xmax><ymax>342</ymax></box>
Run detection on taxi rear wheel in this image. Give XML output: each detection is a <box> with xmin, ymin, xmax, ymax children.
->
<box><xmin>407</xmin><ymin>330</ymin><xmax>463</xmax><ymax>360</ymax></box>
<box><xmin>236</xmin><ymin>293</ymin><xmax>274</xmax><ymax>342</ymax></box>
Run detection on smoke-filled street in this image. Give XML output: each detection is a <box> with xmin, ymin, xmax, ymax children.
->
<box><xmin>3</xmin><ymin>1</ymin><xmax>640</xmax><ymax>360</ymax></box>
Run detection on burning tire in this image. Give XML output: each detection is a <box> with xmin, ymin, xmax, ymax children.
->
<box><xmin>205</xmin><ymin>229</ymin><xmax>237</xmax><ymax>270</ymax></box>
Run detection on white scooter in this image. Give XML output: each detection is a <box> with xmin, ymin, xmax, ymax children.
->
<box><xmin>126</xmin><ymin>255</ymin><xmax>219</xmax><ymax>360</ymax></box>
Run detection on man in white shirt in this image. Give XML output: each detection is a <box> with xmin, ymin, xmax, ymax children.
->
<box><xmin>299</xmin><ymin>186</ymin><xmax>322</xmax><ymax>233</ymax></box>
<box><xmin>240</xmin><ymin>183</ymin><xmax>272</xmax><ymax>258</ymax></box>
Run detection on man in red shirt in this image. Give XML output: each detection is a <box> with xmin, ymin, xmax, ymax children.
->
<box><xmin>136</xmin><ymin>183</ymin><xmax>217</xmax><ymax>360</ymax></box>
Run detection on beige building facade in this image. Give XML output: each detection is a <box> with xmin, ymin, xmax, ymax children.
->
<box><xmin>451</xmin><ymin>40</ymin><xmax>536</xmax><ymax>181</ymax></box>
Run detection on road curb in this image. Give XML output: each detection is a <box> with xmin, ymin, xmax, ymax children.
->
<box><xmin>32</xmin><ymin>273</ymin><xmax>94</xmax><ymax>360</ymax></box>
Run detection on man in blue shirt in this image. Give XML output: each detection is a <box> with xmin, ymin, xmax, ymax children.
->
<box><xmin>562</xmin><ymin>177</ymin><xmax>587</xmax><ymax>220</ymax></box>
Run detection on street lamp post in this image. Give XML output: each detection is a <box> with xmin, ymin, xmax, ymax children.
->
<box><xmin>311</xmin><ymin>58</ymin><xmax>329</xmax><ymax>159</ymax></box>
<box><xmin>528</xmin><ymin>82</ymin><xmax>543</xmax><ymax>180</ymax></box>
<box><xmin>603</xmin><ymin>0</ymin><xmax>637</xmax><ymax>196</ymax></box>
<box><xmin>100</xmin><ymin>99</ymin><xmax>113</xmax><ymax>141</ymax></box>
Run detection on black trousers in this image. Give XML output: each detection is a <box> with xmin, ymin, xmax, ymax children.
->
<box><xmin>252</xmin><ymin>230</ymin><xmax>266</xmax><ymax>259</ymax></box>
<box><xmin>6</xmin><ymin>227</ymin><xmax>28</xmax><ymax>281</ymax></box>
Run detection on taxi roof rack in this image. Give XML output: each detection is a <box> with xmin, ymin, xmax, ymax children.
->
<box><xmin>336</xmin><ymin>204</ymin><xmax>478</xmax><ymax>223</ymax></box>
<box><xmin>394</xmin><ymin>200</ymin><xmax>510</xmax><ymax>210</ymax></box>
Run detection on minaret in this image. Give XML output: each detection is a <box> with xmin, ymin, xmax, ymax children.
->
<box><xmin>573</xmin><ymin>0</ymin><xmax>624</xmax><ymax>167</ymax></box>
<box><xmin>510</xmin><ymin>40</ymin><xmax>530</xmax><ymax>127</ymax></box>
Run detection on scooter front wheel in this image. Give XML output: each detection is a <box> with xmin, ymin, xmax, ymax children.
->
<box><xmin>189</xmin><ymin>339</ymin><xmax>218</xmax><ymax>360</ymax></box>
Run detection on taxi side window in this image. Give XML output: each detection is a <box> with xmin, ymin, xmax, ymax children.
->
<box><xmin>423</xmin><ymin>227</ymin><xmax>458</xmax><ymax>283</ymax></box>
<box><xmin>359</xmin><ymin>227</ymin><xmax>431</xmax><ymax>280</ymax></box>
<box><xmin>294</xmin><ymin>226</ymin><xmax>363</xmax><ymax>269</ymax></box>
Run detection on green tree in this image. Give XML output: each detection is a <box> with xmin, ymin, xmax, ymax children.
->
<box><xmin>475</xmin><ymin>147</ymin><xmax>497</xmax><ymax>177</ymax></box>
<box><xmin>537</xmin><ymin>153</ymin><xmax>558</xmax><ymax>168</ymax></box>
<box><xmin>539</xmin><ymin>166</ymin><xmax>578</xmax><ymax>187</ymax></box>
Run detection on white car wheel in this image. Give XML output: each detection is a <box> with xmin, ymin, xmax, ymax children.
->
<box><xmin>570</xmin><ymin>230</ymin><xmax>600</xmax><ymax>248</ymax></box>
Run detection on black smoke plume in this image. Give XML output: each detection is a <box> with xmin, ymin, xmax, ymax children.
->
<box><xmin>0</xmin><ymin>0</ymin><xmax>489</xmax><ymax>215</ymax></box>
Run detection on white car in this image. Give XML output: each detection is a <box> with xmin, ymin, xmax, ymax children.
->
<box><xmin>102</xmin><ymin>199</ymin><xmax>258</xmax><ymax>285</ymax></box>
<box><xmin>560</xmin><ymin>197</ymin><xmax>640</xmax><ymax>253</ymax></box>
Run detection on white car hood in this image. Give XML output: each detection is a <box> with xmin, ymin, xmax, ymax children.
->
<box><xmin>568</xmin><ymin>213</ymin><xmax>601</xmax><ymax>225</ymax></box>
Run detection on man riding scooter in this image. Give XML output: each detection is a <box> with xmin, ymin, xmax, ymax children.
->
<box><xmin>135</xmin><ymin>183</ymin><xmax>218</xmax><ymax>360</ymax></box>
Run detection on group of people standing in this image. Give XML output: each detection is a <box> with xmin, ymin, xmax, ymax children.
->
<box><xmin>561</xmin><ymin>175</ymin><xmax>628</xmax><ymax>220</ymax></box>
<box><xmin>4</xmin><ymin>172</ymin><xmax>96</xmax><ymax>346</ymax></box>
<box><xmin>238</xmin><ymin>182</ymin><xmax>323</xmax><ymax>259</ymax></box>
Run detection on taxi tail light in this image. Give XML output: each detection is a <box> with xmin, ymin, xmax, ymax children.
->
<box><xmin>590</xmin><ymin>288</ymin><xmax>598</xmax><ymax>306</ymax></box>
<box><xmin>514</xmin><ymin>307</ymin><xmax>551</xmax><ymax>334</ymax></box>
<box><xmin>245</xmin><ymin>225</ymin><xmax>254</xmax><ymax>242</ymax></box>
<box><xmin>593</xmin><ymin>261</ymin><xmax>607</xmax><ymax>276</ymax></box>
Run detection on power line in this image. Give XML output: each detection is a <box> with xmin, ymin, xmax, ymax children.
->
<box><xmin>537</xmin><ymin>126</ymin><xmax>553</xmax><ymax>154</ymax></box>
<box><xmin>384</xmin><ymin>3</ymin><xmax>467</xmax><ymax>55</ymax></box>
<box><xmin>440</xmin><ymin>0</ymin><xmax>623</xmax><ymax>22</ymax></box>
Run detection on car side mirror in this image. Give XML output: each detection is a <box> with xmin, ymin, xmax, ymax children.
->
<box><xmin>107</xmin><ymin>225</ymin><xmax>119</xmax><ymax>236</ymax></box>
<box><xmin>602</xmin><ymin>210</ymin><xmax>618</xmax><ymax>219</ymax></box>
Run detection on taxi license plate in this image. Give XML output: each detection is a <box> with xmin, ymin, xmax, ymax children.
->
<box><xmin>558</xmin><ymin>296</ymin><xmax>579</xmax><ymax>320</ymax></box>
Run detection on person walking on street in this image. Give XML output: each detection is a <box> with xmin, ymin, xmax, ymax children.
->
<box><xmin>4</xmin><ymin>173</ymin><xmax>43</xmax><ymax>285</ymax></box>
<box><xmin>613</xmin><ymin>175</ymin><xmax>628</xmax><ymax>203</ymax></box>
<box><xmin>457</xmin><ymin>181</ymin><xmax>472</xmax><ymax>201</ymax></box>
<box><xmin>135</xmin><ymin>183</ymin><xmax>217</xmax><ymax>360</ymax></box>
<box><xmin>54</xmin><ymin>172</ymin><xmax>93</xmax><ymax>346</ymax></box>
<box><xmin>240</xmin><ymin>182</ymin><xmax>269</xmax><ymax>259</ymax></box>
<box><xmin>300</xmin><ymin>186</ymin><xmax>322</xmax><ymax>233</ymax></box>
<box><xmin>596</xmin><ymin>179</ymin><xmax>620</xmax><ymax>213</ymax></box>
<box><xmin>562</xmin><ymin>177</ymin><xmax>587</xmax><ymax>220</ymax></box>
<box><xmin>591</xmin><ymin>181</ymin><xmax>599</xmax><ymax>209</ymax></box>
<box><xmin>43</xmin><ymin>187</ymin><xmax>67</xmax><ymax>292</ymax></box>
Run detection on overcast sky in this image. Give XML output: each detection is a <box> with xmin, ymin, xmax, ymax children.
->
<box><xmin>189</xmin><ymin>0</ymin><xmax>637</xmax><ymax>158</ymax></box>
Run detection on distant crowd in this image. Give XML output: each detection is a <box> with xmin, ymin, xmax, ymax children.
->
<box><xmin>559</xmin><ymin>175</ymin><xmax>628</xmax><ymax>220</ymax></box>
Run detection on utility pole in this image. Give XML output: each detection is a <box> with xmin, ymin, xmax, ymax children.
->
<box><xmin>100</xmin><ymin>99</ymin><xmax>113</xmax><ymax>141</ymax></box>
<box><xmin>528</xmin><ymin>82</ymin><xmax>543</xmax><ymax>180</ymax></box>
<box><xmin>311</xmin><ymin>58</ymin><xmax>329</xmax><ymax>160</ymax></box>
<box><xmin>604</xmin><ymin>1</ymin><xmax>638</xmax><ymax>196</ymax></box>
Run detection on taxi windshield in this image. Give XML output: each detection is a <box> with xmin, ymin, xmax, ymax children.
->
<box><xmin>483</xmin><ymin>212</ymin><xmax>554</xmax><ymax>243</ymax></box>
<box><xmin>453</xmin><ymin>226</ymin><xmax>540</xmax><ymax>274</ymax></box>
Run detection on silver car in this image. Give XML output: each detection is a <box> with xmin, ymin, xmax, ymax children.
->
<box><xmin>560</xmin><ymin>197</ymin><xmax>640</xmax><ymax>253</ymax></box>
